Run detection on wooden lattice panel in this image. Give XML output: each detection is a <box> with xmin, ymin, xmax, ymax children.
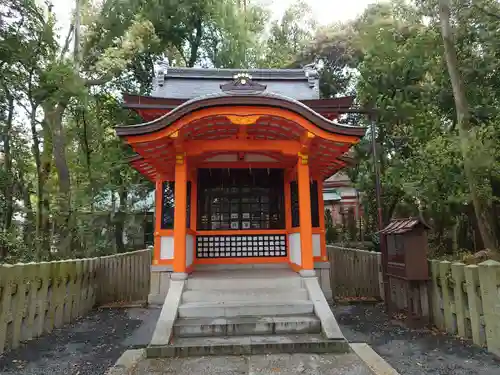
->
<box><xmin>196</xmin><ymin>234</ymin><xmax>287</xmax><ymax>258</ymax></box>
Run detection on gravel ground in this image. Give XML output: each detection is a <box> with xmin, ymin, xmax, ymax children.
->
<box><xmin>1</xmin><ymin>303</ymin><xmax>498</xmax><ymax>375</ymax></box>
<box><xmin>0</xmin><ymin>307</ymin><xmax>160</xmax><ymax>375</ymax></box>
<box><xmin>333</xmin><ymin>303</ymin><xmax>500</xmax><ymax>375</ymax></box>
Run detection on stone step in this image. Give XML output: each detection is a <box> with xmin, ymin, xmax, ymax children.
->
<box><xmin>186</xmin><ymin>276</ymin><xmax>303</xmax><ymax>291</ymax></box>
<box><xmin>194</xmin><ymin>264</ymin><xmax>290</xmax><ymax>271</ymax></box>
<box><xmin>181</xmin><ymin>288</ymin><xmax>309</xmax><ymax>303</ymax></box>
<box><xmin>146</xmin><ymin>334</ymin><xmax>349</xmax><ymax>358</ymax></box>
<box><xmin>186</xmin><ymin>269</ymin><xmax>302</xmax><ymax>290</ymax></box>
<box><xmin>177</xmin><ymin>300</ymin><xmax>314</xmax><ymax>318</ymax></box>
<box><xmin>173</xmin><ymin>315</ymin><xmax>321</xmax><ymax>337</ymax></box>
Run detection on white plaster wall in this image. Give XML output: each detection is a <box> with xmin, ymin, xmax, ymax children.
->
<box><xmin>160</xmin><ymin>236</ymin><xmax>174</xmax><ymax>260</ymax></box>
<box><xmin>186</xmin><ymin>234</ymin><xmax>194</xmax><ymax>267</ymax></box>
<box><xmin>289</xmin><ymin>233</ymin><xmax>302</xmax><ymax>266</ymax></box>
<box><xmin>313</xmin><ymin>234</ymin><xmax>321</xmax><ymax>257</ymax></box>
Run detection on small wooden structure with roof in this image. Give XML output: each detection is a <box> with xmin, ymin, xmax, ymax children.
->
<box><xmin>380</xmin><ymin>217</ymin><xmax>431</xmax><ymax>326</ymax></box>
<box><xmin>116</xmin><ymin>65</ymin><xmax>366</xmax><ymax>275</ymax></box>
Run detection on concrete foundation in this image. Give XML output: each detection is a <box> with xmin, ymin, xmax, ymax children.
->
<box><xmin>148</xmin><ymin>266</ymin><xmax>173</xmax><ymax>306</ymax></box>
<box><xmin>315</xmin><ymin>261</ymin><xmax>333</xmax><ymax>302</ymax></box>
<box><xmin>147</xmin><ymin>262</ymin><xmax>333</xmax><ymax>306</ymax></box>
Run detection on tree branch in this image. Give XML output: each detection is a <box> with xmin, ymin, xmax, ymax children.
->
<box><xmin>472</xmin><ymin>4</ymin><xmax>500</xmax><ymax>21</ymax></box>
<box><xmin>59</xmin><ymin>24</ymin><xmax>75</xmax><ymax>61</ymax></box>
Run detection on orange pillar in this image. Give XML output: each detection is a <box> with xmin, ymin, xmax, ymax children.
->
<box><xmin>190</xmin><ymin>169</ymin><xmax>198</xmax><ymax>232</ymax></box>
<box><xmin>284</xmin><ymin>170</ymin><xmax>292</xmax><ymax>231</ymax></box>
<box><xmin>153</xmin><ymin>179</ymin><xmax>163</xmax><ymax>265</ymax></box>
<box><xmin>173</xmin><ymin>155</ymin><xmax>188</xmax><ymax>274</ymax></box>
<box><xmin>317</xmin><ymin>179</ymin><xmax>327</xmax><ymax>261</ymax></box>
<box><xmin>297</xmin><ymin>153</ymin><xmax>314</xmax><ymax>272</ymax></box>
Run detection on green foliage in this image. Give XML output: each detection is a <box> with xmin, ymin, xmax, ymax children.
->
<box><xmin>262</xmin><ymin>0</ymin><xmax>316</xmax><ymax>68</ymax></box>
<box><xmin>0</xmin><ymin>0</ymin><xmax>274</xmax><ymax>263</ymax></box>
<box><xmin>325</xmin><ymin>226</ymin><xmax>338</xmax><ymax>244</ymax></box>
<box><xmin>2</xmin><ymin>0</ymin><xmax>500</xmax><ymax>262</ymax></box>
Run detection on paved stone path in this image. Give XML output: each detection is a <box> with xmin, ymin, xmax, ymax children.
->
<box><xmin>131</xmin><ymin>352</ymin><xmax>374</xmax><ymax>375</ymax></box>
<box><xmin>1</xmin><ymin>303</ymin><xmax>498</xmax><ymax>374</ymax></box>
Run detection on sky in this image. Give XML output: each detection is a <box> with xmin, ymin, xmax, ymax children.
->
<box><xmin>52</xmin><ymin>0</ymin><xmax>375</xmax><ymax>37</ymax></box>
<box><xmin>266</xmin><ymin>0</ymin><xmax>375</xmax><ymax>25</ymax></box>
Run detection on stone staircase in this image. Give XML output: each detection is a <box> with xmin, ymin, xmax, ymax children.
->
<box><xmin>147</xmin><ymin>268</ymin><xmax>348</xmax><ymax>357</ymax></box>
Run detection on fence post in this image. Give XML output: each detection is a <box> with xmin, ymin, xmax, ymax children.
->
<box><xmin>451</xmin><ymin>262</ymin><xmax>467</xmax><ymax>338</ymax></box>
<box><xmin>35</xmin><ymin>262</ymin><xmax>50</xmax><ymax>338</ymax></box>
<box><xmin>429</xmin><ymin>260</ymin><xmax>444</xmax><ymax>330</ymax></box>
<box><xmin>23</xmin><ymin>263</ymin><xmax>39</xmax><ymax>342</ymax></box>
<box><xmin>464</xmin><ymin>264</ymin><xmax>486</xmax><ymax>347</ymax></box>
<box><xmin>439</xmin><ymin>261</ymin><xmax>456</xmax><ymax>334</ymax></box>
<box><xmin>376</xmin><ymin>252</ymin><xmax>384</xmax><ymax>301</ymax></box>
<box><xmin>73</xmin><ymin>259</ymin><xmax>83</xmax><ymax>319</ymax></box>
<box><xmin>0</xmin><ymin>265</ymin><xmax>14</xmax><ymax>354</ymax></box>
<box><xmin>478</xmin><ymin>260</ymin><xmax>500</xmax><ymax>357</ymax></box>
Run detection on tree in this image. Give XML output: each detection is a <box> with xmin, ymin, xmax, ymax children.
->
<box><xmin>438</xmin><ymin>0</ymin><xmax>499</xmax><ymax>251</ymax></box>
<box><xmin>0</xmin><ymin>0</ymin><xmax>272</xmax><ymax>263</ymax></box>
<box><xmin>262</xmin><ymin>0</ymin><xmax>317</xmax><ymax>68</ymax></box>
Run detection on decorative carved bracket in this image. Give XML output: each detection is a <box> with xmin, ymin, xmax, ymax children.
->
<box><xmin>226</xmin><ymin>115</ymin><xmax>261</xmax><ymax>125</ymax></box>
<box><xmin>298</xmin><ymin>152</ymin><xmax>309</xmax><ymax>165</ymax></box>
<box><xmin>175</xmin><ymin>153</ymin><xmax>186</xmax><ymax>165</ymax></box>
<box><xmin>220</xmin><ymin>73</ymin><xmax>267</xmax><ymax>95</ymax></box>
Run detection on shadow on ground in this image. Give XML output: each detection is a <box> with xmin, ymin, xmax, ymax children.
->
<box><xmin>0</xmin><ymin>307</ymin><xmax>160</xmax><ymax>375</ymax></box>
<box><xmin>333</xmin><ymin>303</ymin><xmax>500</xmax><ymax>375</ymax></box>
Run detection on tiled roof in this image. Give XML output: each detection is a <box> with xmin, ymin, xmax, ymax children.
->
<box><xmin>152</xmin><ymin>67</ymin><xmax>320</xmax><ymax>101</ymax></box>
<box><xmin>379</xmin><ymin>217</ymin><xmax>431</xmax><ymax>234</ymax></box>
<box><xmin>164</xmin><ymin>68</ymin><xmax>313</xmax><ymax>80</ymax></box>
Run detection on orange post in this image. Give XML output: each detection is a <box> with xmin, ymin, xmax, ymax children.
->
<box><xmin>190</xmin><ymin>168</ymin><xmax>198</xmax><ymax>232</ymax></box>
<box><xmin>173</xmin><ymin>155</ymin><xmax>188</xmax><ymax>273</ymax></box>
<box><xmin>153</xmin><ymin>179</ymin><xmax>163</xmax><ymax>265</ymax></box>
<box><xmin>297</xmin><ymin>153</ymin><xmax>314</xmax><ymax>270</ymax></box>
<box><xmin>317</xmin><ymin>179</ymin><xmax>327</xmax><ymax>260</ymax></box>
<box><xmin>284</xmin><ymin>171</ymin><xmax>292</xmax><ymax>231</ymax></box>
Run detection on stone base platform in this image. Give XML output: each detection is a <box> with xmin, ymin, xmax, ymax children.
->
<box><xmin>146</xmin><ymin>333</ymin><xmax>349</xmax><ymax>358</ymax></box>
<box><xmin>147</xmin><ymin>262</ymin><xmax>333</xmax><ymax>306</ymax></box>
<box><xmin>119</xmin><ymin>350</ymin><xmax>397</xmax><ymax>375</ymax></box>
<box><xmin>147</xmin><ymin>267</ymin><xmax>344</xmax><ymax>360</ymax></box>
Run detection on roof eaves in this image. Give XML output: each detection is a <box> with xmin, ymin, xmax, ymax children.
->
<box><xmin>115</xmin><ymin>92</ymin><xmax>367</xmax><ymax>138</ymax></box>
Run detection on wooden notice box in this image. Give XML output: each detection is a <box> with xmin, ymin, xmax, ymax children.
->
<box><xmin>381</xmin><ymin>217</ymin><xmax>430</xmax><ymax>281</ymax></box>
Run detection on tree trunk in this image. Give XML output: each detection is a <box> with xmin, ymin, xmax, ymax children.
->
<box><xmin>39</xmin><ymin>113</ymin><xmax>54</xmax><ymax>259</ymax></box>
<box><xmin>19</xmin><ymin>173</ymin><xmax>35</xmax><ymax>248</ymax></box>
<box><xmin>74</xmin><ymin>0</ymin><xmax>82</xmax><ymax>71</ymax></box>
<box><xmin>0</xmin><ymin>95</ymin><xmax>14</xmax><ymax>259</ymax></box>
<box><xmin>188</xmin><ymin>19</ymin><xmax>203</xmax><ymax>67</ymax></box>
<box><xmin>114</xmin><ymin>189</ymin><xmax>128</xmax><ymax>254</ymax></box>
<box><xmin>438</xmin><ymin>0</ymin><xmax>499</xmax><ymax>251</ymax></box>
<box><xmin>28</xmin><ymin>103</ymin><xmax>47</xmax><ymax>259</ymax></box>
<box><xmin>3</xmin><ymin>96</ymin><xmax>14</xmax><ymax>232</ymax></box>
<box><xmin>44</xmin><ymin>102</ymin><xmax>73</xmax><ymax>256</ymax></box>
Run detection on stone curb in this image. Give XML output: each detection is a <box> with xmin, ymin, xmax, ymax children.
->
<box><xmin>350</xmin><ymin>343</ymin><xmax>400</xmax><ymax>375</ymax></box>
<box><xmin>105</xmin><ymin>349</ymin><xmax>145</xmax><ymax>375</ymax></box>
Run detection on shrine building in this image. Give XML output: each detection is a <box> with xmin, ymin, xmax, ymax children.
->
<box><xmin>116</xmin><ymin>65</ymin><xmax>366</xmax><ymax>294</ymax></box>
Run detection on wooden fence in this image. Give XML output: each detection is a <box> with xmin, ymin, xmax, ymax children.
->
<box><xmin>427</xmin><ymin>259</ymin><xmax>500</xmax><ymax>357</ymax></box>
<box><xmin>328</xmin><ymin>245</ymin><xmax>383</xmax><ymax>300</ymax></box>
<box><xmin>328</xmin><ymin>245</ymin><xmax>500</xmax><ymax>357</ymax></box>
<box><xmin>0</xmin><ymin>248</ymin><xmax>152</xmax><ymax>355</ymax></box>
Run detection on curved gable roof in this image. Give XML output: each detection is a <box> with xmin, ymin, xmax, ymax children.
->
<box><xmin>115</xmin><ymin>92</ymin><xmax>366</xmax><ymax>138</ymax></box>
